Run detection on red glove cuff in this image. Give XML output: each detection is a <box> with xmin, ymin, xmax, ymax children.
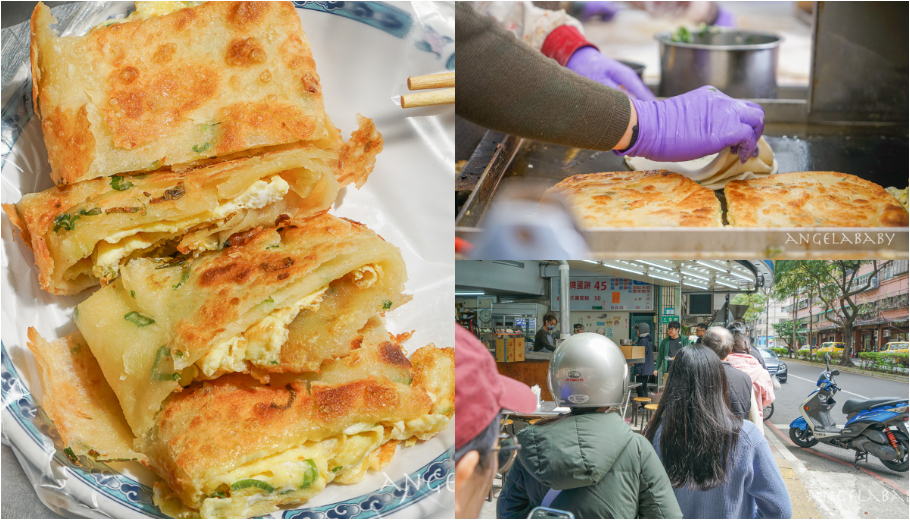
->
<box><xmin>541</xmin><ymin>25</ymin><xmax>598</xmax><ymax>66</ymax></box>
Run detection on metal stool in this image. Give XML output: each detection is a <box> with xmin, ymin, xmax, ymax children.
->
<box><xmin>642</xmin><ymin>404</ymin><xmax>659</xmax><ymax>428</ymax></box>
<box><xmin>632</xmin><ymin>397</ymin><xmax>651</xmax><ymax>428</ymax></box>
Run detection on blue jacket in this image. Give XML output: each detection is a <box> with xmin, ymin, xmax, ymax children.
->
<box><xmin>636</xmin><ymin>333</ymin><xmax>655</xmax><ymax>375</ymax></box>
<box><xmin>651</xmin><ymin>420</ymin><xmax>792</xmax><ymax>519</ymax></box>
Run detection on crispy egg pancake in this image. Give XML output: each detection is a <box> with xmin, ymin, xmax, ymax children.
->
<box><xmin>543</xmin><ymin>170</ymin><xmax>723</xmax><ymax>228</ymax></box>
<box><xmin>139</xmin><ymin>345</ymin><xmax>453</xmax><ymax>519</ymax></box>
<box><xmin>25</xmin><ymin>330</ymin><xmax>453</xmax><ymax>519</ymax></box>
<box><xmin>725</xmin><ymin>172</ymin><xmax>909</xmax><ymax>227</ymax></box>
<box><xmin>25</xmin><ymin>328</ymin><xmax>145</xmax><ymax>462</ymax></box>
<box><xmin>4</xmin><ymin>146</ymin><xmax>339</xmax><ymax>295</ymax></box>
<box><xmin>30</xmin><ymin>1</ymin><xmax>341</xmax><ymax>185</ymax></box>
<box><xmin>74</xmin><ymin>214</ymin><xmax>407</xmax><ymax>437</ymax></box>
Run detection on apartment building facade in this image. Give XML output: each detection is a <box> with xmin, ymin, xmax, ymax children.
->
<box><xmin>785</xmin><ymin>261</ymin><xmax>909</xmax><ymax>351</ymax></box>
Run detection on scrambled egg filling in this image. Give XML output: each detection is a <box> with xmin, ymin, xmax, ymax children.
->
<box><xmin>88</xmin><ymin>176</ymin><xmax>289</xmax><ymax>281</ymax></box>
<box><xmin>195</xmin><ymin>265</ymin><xmax>381</xmax><ymax>379</ymax></box>
<box><xmin>886</xmin><ymin>186</ymin><xmax>908</xmax><ymax>211</ymax></box>
<box><xmin>200</xmin><ymin>427</ymin><xmax>383</xmax><ymax>516</ymax></box>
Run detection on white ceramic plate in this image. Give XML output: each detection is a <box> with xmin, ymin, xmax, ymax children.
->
<box><xmin>1</xmin><ymin>2</ymin><xmax>455</xmax><ymax>518</ymax></box>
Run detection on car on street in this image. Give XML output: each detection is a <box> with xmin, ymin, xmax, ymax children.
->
<box><xmin>758</xmin><ymin>347</ymin><xmax>787</xmax><ymax>383</ymax></box>
<box><xmin>883</xmin><ymin>341</ymin><xmax>909</xmax><ymax>354</ymax></box>
<box><xmin>816</xmin><ymin>341</ymin><xmax>845</xmax><ymax>355</ymax></box>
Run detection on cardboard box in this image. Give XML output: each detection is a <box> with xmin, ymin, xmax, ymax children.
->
<box><xmin>506</xmin><ymin>338</ymin><xmax>516</xmax><ymax>362</ymax></box>
<box><xmin>620</xmin><ymin>345</ymin><xmax>645</xmax><ymax>360</ymax></box>
<box><xmin>513</xmin><ymin>337</ymin><xmax>526</xmax><ymax>361</ymax></box>
<box><xmin>495</xmin><ymin>339</ymin><xmax>506</xmax><ymax>362</ymax></box>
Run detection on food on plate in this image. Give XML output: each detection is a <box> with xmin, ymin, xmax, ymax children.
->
<box><xmin>27</xmin><ymin>325</ymin><xmax>454</xmax><ymax>519</ymax></box>
<box><xmin>30</xmin><ymin>1</ymin><xmax>339</xmax><ymax>184</ymax></box>
<box><xmin>144</xmin><ymin>344</ymin><xmax>453</xmax><ymax>519</ymax></box>
<box><xmin>25</xmin><ymin>328</ymin><xmax>146</xmax><ymax>463</ymax></box>
<box><xmin>543</xmin><ymin>170</ymin><xmax>723</xmax><ymax>227</ymax></box>
<box><xmin>725</xmin><ymin>171</ymin><xmax>910</xmax><ymax>227</ymax></box>
<box><xmin>625</xmin><ymin>136</ymin><xmax>776</xmax><ymax>190</ymax></box>
<box><xmin>74</xmin><ymin>214</ymin><xmax>407</xmax><ymax>437</ymax></box>
<box><xmin>3</xmin><ymin>146</ymin><xmax>340</xmax><ymax>295</ymax></box>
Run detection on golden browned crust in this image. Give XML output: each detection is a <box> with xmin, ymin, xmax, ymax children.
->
<box><xmin>543</xmin><ymin>170</ymin><xmax>723</xmax><ymax>228</ymax></box>
<box><xmin>8</xmin><ymin>145</ymin><xmax>338</xmax><ymax>295</ymax></box>
<box><xmin>725</xmin><ymin>171</ymin><xmax>910</xmax><ymax>227</ymax></box>
<box><xmin>31</xmin><ymin>1</ymin><xmax>333</xmax><ymax>184</ymax></box>
<box><xmin>75</xmin><ymin>214</ymin><xmax>406</xmax><ymax>437</ymax></box>
<box><xmin>139</xmin><ymin>374</ymin><xmax>432</xmax><ymax>508</ymax></box>
<box><xmin>410</xmin><ymin>345</ymin><xmax>455</xmax><ymax>416</ymax></box>
<box><xmin>25</xmin><ymin>328</ymin><xmax>145</xmax><ymax>462</ymax></box>
<box><xmin>337</xmin><ymin>114</ymin><xmax>383</xmax><ymax>189</ymax></box>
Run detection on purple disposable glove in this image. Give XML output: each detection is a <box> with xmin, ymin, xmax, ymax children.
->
<box><xmin>566</xmin><ymin>46</ymin><xmax>656</xmax><ymax>101</ymax></box>
<box><xmin>618</xmin><ymin>85</ymin><xmax>764</xmax><ymax>163</ymax></box>
<box><xmin>714</xmin><ymin>7</ymin><xmax>736</xmax><ymax>27</ymax></box>
<box><xmin>582</xmin><ymin>1</ymin><xmax>623</xmax><ymax>21</ymax></box>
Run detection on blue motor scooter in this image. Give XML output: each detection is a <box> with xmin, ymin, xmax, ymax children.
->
<box><xmin>788</xmin><ymin>353</ymin><xmax>909</xmax><ymax>472</ymax></box>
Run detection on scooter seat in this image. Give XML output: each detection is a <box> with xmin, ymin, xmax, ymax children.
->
<box><xmin>842</xmin><ymin>397</ymin><xmax>906</xmax><ymax>415</ymax></box>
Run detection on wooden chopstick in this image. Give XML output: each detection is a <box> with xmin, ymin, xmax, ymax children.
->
<box><xmin>408</xmin><ymin>71</ymin><xmax>455</xmax><ymax>90</ymax></box>
<box><xmin>400</xmin><ymin>87</ymin><xmax>455</xmax><ymax>108</ymax></box>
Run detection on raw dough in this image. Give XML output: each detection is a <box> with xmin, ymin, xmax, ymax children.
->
<box><xmin>625</xmin><ymin>137</ymin><xmax>777</xmax><ymax>190</ymax></box>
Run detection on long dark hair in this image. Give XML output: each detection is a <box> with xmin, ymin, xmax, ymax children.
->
<box><xmin>643</xmin><ymin>346</ymin><xmax>742</xmax><ymax>490</ymax></box>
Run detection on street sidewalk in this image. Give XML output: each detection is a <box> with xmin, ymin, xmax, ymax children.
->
<box><xmin>764</xmin><ymin>423</ymin><xmax>826</xmax><ymax>518</ymax></box>
<box><xmin>782</xmin><ymin>357</ymin><xmax>909</xmax><ymax>382</ymax></box>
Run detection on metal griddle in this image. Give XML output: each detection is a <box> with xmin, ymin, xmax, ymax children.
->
<box><xmin>455</xmin><ymin>124</ymin><xmax>909</xmax><ymax>259</ymax></box>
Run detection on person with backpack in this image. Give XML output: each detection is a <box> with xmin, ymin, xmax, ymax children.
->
<box><xmin>497</xmin><ymin>334</ymin><xmax>682</xmax><ymax>519</ymax></box>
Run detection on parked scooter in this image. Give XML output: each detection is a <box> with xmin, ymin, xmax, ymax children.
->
<box><xmin>789</xmin><ymin>353</ymin><xmax>909</xmax><ymax>472</ymax></box>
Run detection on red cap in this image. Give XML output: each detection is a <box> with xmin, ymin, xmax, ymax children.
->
<box><xmin>540</xmin><ymin>24</ymin><xmax>598</xmax><ymax>66</ymax></box>
<box><xmin>455</xmin><ymin>325</ymin><xmax>538</xmax><ymax>451</ymax></box>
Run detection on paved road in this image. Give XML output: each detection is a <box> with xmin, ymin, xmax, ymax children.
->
<box><xmin>767</xmin><ymin>360</ymin><xmax>908</xmax><ymax>519</ymax></box>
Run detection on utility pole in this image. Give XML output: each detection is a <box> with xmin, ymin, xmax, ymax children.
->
<box><xmin>765</xmin><ymin>288</ymin><xmax>770</xmax><ymax>348</ymax></box>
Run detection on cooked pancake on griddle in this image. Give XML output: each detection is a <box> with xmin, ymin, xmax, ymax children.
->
<box><xmin>543</xmin><ymin>170</ymin><xmax>723</xmax><ymax>228</ymax></box>
<box><xmin>3</xmin><ymin>146</ymin><xmax>339</xmax><ymax>295</ymax></box>
<box><xmin>725</xmin><ymin>172</ymin><xmax>909</xmax><ymax>227</ymax></box>
<box><xmin>74</xmin><ymin>214</ymin><xmax>407</xmax><ymax>437</ymax></box>
<box><xmin>30</xmin><ymin>1</ymin><xmax>339</xmax><ymax>184</ymax></box>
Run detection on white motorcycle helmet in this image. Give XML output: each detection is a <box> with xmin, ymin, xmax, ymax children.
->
<box><xmin>548</xmin><ymin>333</ymin><xmax>629</xmax><ymax>408</ymax></box>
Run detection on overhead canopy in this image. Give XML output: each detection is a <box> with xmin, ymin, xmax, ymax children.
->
<box><xmin>542</xmin><ymin>260</ymin><xmax>772</xmax><ymax>293</ymax></box>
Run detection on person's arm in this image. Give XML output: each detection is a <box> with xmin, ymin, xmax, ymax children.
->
<box><xmin>745</xmin><ymin>427</ymin><xmax>793</xmax><ymax>518</ymax></box>
<box><xmin>655</xmin><ymin>338</ymin><xmax>667</xmax><ymax>374</ymax></box>
<box><xmin>455</xmin><ymin>2</ymin><xmax>634</xmax><ymax>151</ymax></box>
<box><xmin>637</xmin><ymin>439</ymin><xmax>684</xmax><ymax>519</ymax></box>
<box><xmin>497</xmin><ymin>457</ymin><xmax>534</xmax><ymax>519</ymax></box>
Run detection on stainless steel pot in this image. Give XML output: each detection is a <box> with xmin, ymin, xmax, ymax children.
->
<box><xmin>656</xmin><ymin>29</ymin><xmax>782</xmax><ymax>99</ymax></box>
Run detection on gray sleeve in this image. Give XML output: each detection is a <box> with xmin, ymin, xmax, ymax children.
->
<box><xmin>454</xmin><ymin>3</ymin><xmax>632</xmax><ymax>151</ymax></box>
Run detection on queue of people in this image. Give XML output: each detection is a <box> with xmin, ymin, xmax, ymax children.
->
<box><xmin>455</xmin><ymin>322</ymin><xmax>790</xmax><ymax>519</ymax></box>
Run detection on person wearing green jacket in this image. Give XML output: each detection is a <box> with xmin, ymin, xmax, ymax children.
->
<box><xmin>656</xmin><ymin>321</ymin><xmax>690</xmax><ymax>375</ymax></box>
<box><xmin>497</xmin><ymin>333</ymin><xmax>682</xmax><ymax>519</ymax></box>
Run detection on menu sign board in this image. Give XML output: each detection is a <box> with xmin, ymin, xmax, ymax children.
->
<box><xmin>552</xmin><ymin>277</ymin><xmax>654</xmax><ymax>311</ymax></box>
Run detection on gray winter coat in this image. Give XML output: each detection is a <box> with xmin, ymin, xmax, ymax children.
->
<box><xmin>497</xmin><ymin>412</ymin><xmax>682</xmax><ymax>519</ymax></box>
